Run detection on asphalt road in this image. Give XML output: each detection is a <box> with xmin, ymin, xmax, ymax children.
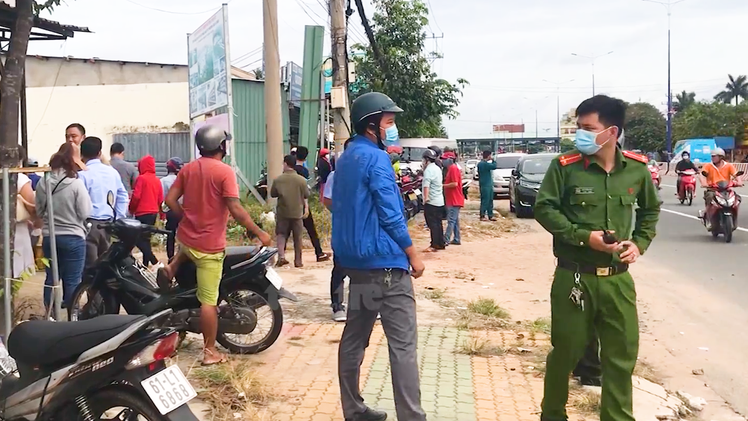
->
<box><xmin>644</xmin><ymin>180</ymin><xmax>748</xmax><ymax>416</ymax></box>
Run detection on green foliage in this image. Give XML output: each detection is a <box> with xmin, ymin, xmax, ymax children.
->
<box><xmin>673</xmin><ymin>91</ymin><xmax>696</xmax><ymax>114</ymax></box>
<box><xmin>624</xmin><ymin>102</ymin><xmax>666</xmax><ymax>153</ymax></box>
<box><xmin>33</xmin><ymin>0</ymin><xmax>64</xmax><ymax>14</ymax></box>
<box><xmin>714</xmin><ymin>74</ymin><xmax>748</xmax><ymax>106</ymax></box>
<box><xmin>559</xmin><ymin>139</ymin><xmax>576</xmax><ymax>153</ymax></box>
<box><xmin>672</xmin><ymin>101</ymin><xmax>748</xmax><ymax>142</ymax></box>
<box><xmin>351</xmin><ymin>0</ymin><xmax>468</xmax><ymax>138</ymax></box>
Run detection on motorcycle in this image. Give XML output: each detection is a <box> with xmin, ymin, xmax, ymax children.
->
<box><xmin>461</xmin><ymin>179</ymin><xmax>471</xmax><ymax>199</ymax></box>
<box><xmin>255</xmin><ymin>167</ymin><xmax>268</xmax><ymax>201</ymax></box>
<box><xmin>0</xmin><ymin>310</ymin><xmax>199</xmax><ymax>420</ymax></box>
<box><xmin>67</xmin><ymin>218</ymin><xmax>298</xmax><ymax>355</ymax></box>
<box><xmin>699</xmin><ymin>170</ymin><xmax>745</xmax><ymax>243</ymax></box>
<box><xmin>677</xmin><ymin>169</ymin><xmax>697</xmax><ymax>206</ymax></box>
<box><xmin>399</xmin><ymin>169</ymin><xmax>423</xmax><ymax>220</ymax></box>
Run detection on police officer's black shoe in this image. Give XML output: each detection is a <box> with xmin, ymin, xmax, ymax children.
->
<box><xmin>578</xmin><ymin>375</ymin><xmax>602</xmax><ymax>387</ymax></box>
<box><xmin>345</xmin><ymin>407</ymin><xmax>387</xmax><ymax>421</ymax></box>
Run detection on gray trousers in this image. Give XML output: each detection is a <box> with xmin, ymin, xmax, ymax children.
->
<box><xmin>338</xmin><ymin>268</ymin><xmax>427</xmax><ymax>421</ymax></box>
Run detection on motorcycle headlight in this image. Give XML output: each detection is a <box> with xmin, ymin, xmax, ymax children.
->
<box><xmin>726</xmin><ymin>195</ymin><xmax>737</xmax><ymax>206</ymax></box>
<box><xmin>519</xmin><ymin>179</ymin><xmax>540</xmax><ymax>189</ymax></box>
<box><xmin>715</xmin><ymin>195</ymin><xmax>728</xmax><ymax>206</ymax></box>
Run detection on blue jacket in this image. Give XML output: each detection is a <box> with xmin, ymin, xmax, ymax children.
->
<box><xmin>331</xmin><ymin>135</ymin><xmax>412</xmax><ymax>271</ymax></box>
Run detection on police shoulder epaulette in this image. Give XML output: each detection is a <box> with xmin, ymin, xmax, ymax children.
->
<box><xmin>558</xmin><ymin>153</ymin><xmax>583</xmax><ymax>167</ymax></box>
<box><xmin>622</xmin><ymin>150</ymin><xmax>648</xmax><ymax>164</ymax></box>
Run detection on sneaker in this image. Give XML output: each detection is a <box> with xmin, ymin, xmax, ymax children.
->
<box><xmin>450</xmin><ymin>240</ymin><xmax>461</xmax><ymax>245</ymax></box>
<box><xmin>317</xmin><ymin>253</ymin><xmax>331</xmax><ymax>262</ymax></box>
<box><xmin>345</xmin><ymin>407</ymin><xmax>388</xmax><ymax>421</ymax></box>
<box><xmin>332</xmin><ymin>310</ymin><xmax>347</xmax><ymax>322</ymax></box>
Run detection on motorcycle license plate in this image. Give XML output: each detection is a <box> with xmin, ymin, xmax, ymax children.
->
<box><xmin>414</xmin><ymin>189</ymin><xmax>421</xmax><ymax>196</ymax></box>
<box><xmin>141</xmin><ymin>365</ymin><xmax>197</xmax><ymax>415</ymax></box>
<box><xmin>408</xmin><ymin>193</ymin><xmax>417</xmax><ymax>201</ymax></box>
<box><xmin>265</xmin><ymin>267</ymin><xmax>284</xmax><ymax>290</ymax></box>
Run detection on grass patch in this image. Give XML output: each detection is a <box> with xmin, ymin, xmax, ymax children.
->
<box><xmin>569</xmin><ymin>383</ymin><xmax>601</xmax><ymax>415</ymax></box>
<box><xmin>234</xmin><ymin>194</ymin><xmax>331</xmax><ymax>247</ymax></box>
<box><xmin>457</xmin><ymin>336</ymin><xmax>504</xmax><ymax>357</ymax></box>
<box><xmin>468</xmin><ymin>298</ymin><xmax>510</xmax><ymax>319</ymax></box>
<box><xmin>454</xmin><ymin>310</ymin><xmax>510</xmax><ymax>331</ymax></box>
<box><xmin>423</xmin><ymin>287</ymin><xmax>447</xmax><ymax>301</ymax></box>
<box><xmin>633</xmin><ymin>359</ymin><xmax>661</xmax><ymax>384</ymax></box>
<box><xmin>527</xmin><ymin>317</ymin><xmax>551</xmax><ymax>335</ymax></box>
<box><xmin>191</xmin><ymin>360</ymin><xmax>273</xmax><ymax>421</ymax></box>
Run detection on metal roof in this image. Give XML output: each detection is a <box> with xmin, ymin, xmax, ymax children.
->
<box><xmin>0</xmin><ymin>1</ymin><xmax>90</xmax><ymax>41</ymax></box>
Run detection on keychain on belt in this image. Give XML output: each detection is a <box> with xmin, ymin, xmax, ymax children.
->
<box><xmin>384</xmin><ymin>269</ymin><xmax>392</xmax><ymax>288</ymax></box>
<box><xmin>569</xmin><ymin>272</ymin><xmax>585</xmax><ymax>311</ymax></box>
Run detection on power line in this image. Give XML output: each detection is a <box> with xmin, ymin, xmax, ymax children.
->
<box><xmin>121</xmin><ymin>0</ymin><xmax>230</xmax><ymax>15</ymax></box>
<box><xmin>425</xmin><ymin>0</ymin><xmax>442</xmax><ymax>32</ymax></box>
<box><xmin>232</xmin><ymin>46</ymin><xmax>263</xmax><ymax>64</ymax></box>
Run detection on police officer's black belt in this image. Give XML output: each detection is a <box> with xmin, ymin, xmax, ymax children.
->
<box><xmin>557</xmin><ymin>259</ymin><xmax>628</xmax><ymax>277</ymax></box>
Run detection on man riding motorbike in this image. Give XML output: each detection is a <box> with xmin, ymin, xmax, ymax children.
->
<box><xmin>675</xmin><ymin>151</ymin><xmax>699</xmax><ymax>194</ymax></box>
<box><xmin>701</xmin><ymin>147</ymin><xmax>742</xmax><ymax>217</ymax></box>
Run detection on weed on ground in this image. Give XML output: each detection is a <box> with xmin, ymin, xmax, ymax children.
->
<box><xmin>191</xmin><ymin>360</ymin><xmax>274</xmax><ymax>421</ymax></box>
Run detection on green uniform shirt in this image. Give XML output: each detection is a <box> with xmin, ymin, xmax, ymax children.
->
<box><xmin>534</xmin><ymin>148</ymin><xmax>660</xmax><ymax>266</ymax></box>
<box><xmin>477</xmin><ymin>160</ymin><xmax>497</xmax><ymax>187</ymax></box>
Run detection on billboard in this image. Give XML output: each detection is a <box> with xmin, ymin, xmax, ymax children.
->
<box><xmin>493</xmin><ymin>124</ymin><xmax>525</xmax><ymax>133</ymax></box>
<box><xmin>283</xmin><ymin>61</ymin><xmax>303</xmax><ymax>107</ymax></box>
<box><xmin>187</xmin><ymin>7</ymin><xmax>230</xmax><ymax>118</ymax></box>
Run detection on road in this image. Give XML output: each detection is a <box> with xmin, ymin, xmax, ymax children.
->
<box><xmin>639</xmin><ymin>181</ymin><xmax>748</xmax><ymax>417</ymax></box>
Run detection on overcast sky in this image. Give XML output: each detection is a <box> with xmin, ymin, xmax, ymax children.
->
<box><xmin>29</xmin><ymin>0</ymin><xmax>748</xmax><ymax>139</ymax></box>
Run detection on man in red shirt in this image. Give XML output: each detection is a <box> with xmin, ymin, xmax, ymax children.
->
<box><xmin>443</xmin><ymin>151</ymin><xmax>464</xmax><ymax>245</ymax></box>
<box><xmin>162</xmin><ymin>125</ymin><xmax>271</xmax><ymax>365</ymax></box>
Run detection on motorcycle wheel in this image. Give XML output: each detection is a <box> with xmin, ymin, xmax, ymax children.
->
<box><xmin>67</xmin><ymin>282</ymin><xmax>118</xmax><ymax>321</ymax></box>
<box><xmin>724</xmin><ymin>214</ymin><xmax>734</xmax><ymax>243</ymax></box>
<box><xmin>687</xmin><ymin>190</ymin><xmax>693</xmax><ymax>206</ymax></box>
<box><xmin>84</xmin><ymin>387</ymin><xmax>166</xmax><ymax>421</ymax></box>
<box><xmin>216</xmin><ymin>284</ymin><xmax>283</xmax><ymax>354</ymax></box>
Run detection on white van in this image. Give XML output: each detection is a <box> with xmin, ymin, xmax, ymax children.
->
<box><xmin>489</xmin><ymin>153</ymin><xmax>526</xmax><ymax>197</ymax></box>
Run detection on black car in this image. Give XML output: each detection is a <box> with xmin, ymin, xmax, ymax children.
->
<box><xmin>509</xmin><ymin>153</ymin><xmax>558</xmax><ymax>218</ymax></box>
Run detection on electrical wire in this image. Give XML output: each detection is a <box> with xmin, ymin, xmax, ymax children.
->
<box><xmin>232</xmin><ymin>46</ymin><xmax>263</xmax><ymax>64</ymax></box>
<box><xmin>121</xmin><ymin>0</ymin><xmax>231</xmax><ymax>15</ymax></box>
<box><xmin>425</xmin><ymin>0</ymin><xmax>443</xmax><ymax>33</ymax></box>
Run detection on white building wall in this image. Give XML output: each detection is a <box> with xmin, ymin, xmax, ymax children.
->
<box><xmin>21</xmin><ymin>56</ymin><xmax>189</xmax><ymax>163</ymax></box>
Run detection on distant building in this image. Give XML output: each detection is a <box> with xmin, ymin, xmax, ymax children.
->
<box><xmin>560</xmin><ymin>108</ymin><xmax>577</xmax><ymax>141</ymax></box>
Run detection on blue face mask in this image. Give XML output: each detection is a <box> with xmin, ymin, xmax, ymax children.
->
<box><xmin>575</xmin><ymin>128</ymin><xmax>611</xmax><ymax>155</ymax></box>
<box><xmin>383</xmin><ymin>124</ymin><xmax>399</xmax><ymax>147</ymax></box>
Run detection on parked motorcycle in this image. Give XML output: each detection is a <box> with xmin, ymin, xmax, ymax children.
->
<box><xmin>677</xmin><ymin>169</ymin><xmax>697</xmax><ymax>206</ymax></box>
<box><xmin>255</xmin><ymin>167</ymin><xmax>268</xmax><ymax>200</ymax></box>
<box><xmin>699</xmin><ymin>170</ymin><xmax>745</xmax><ymax>243</ymax></box>
<box><xmin>399</xmin><ymin>168</ymin><xmax>423</xmax><ymax>220</ymax></box>
<box><xmin>0</xmin><ymin>310</ymin><xmax>199</xmax><ymax>420</ymax></box>
<box><xmin>67</xmin><ymin>218</ymin><xmax>297</xmax><ymax>354</ymax></box>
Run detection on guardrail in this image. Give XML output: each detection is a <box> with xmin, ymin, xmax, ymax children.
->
<box><xmin>655</xmin><ymin>162</ymin><xmax>748</xmax><ymax>180</ymax></box>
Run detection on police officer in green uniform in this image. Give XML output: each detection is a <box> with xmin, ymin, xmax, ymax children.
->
<box><xmin>476</xmin><ymin>149</ymin><xmax>497</xmax><ymax>220</ymax></box>
<box><xmin>534</xmin><ymin>95</ymin><xmax>660</xmax><ymax>421</ymax></box>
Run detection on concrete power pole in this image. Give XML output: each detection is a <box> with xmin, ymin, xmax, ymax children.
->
<box><xmin>329</xmin><ymin>0</ymin><xmax>351</xmax><ymax>155</ymax></box>
<box><xmin>264</xmin><ymin>0</ymin><xmax>283</xmax><ymax>203</ymax></box>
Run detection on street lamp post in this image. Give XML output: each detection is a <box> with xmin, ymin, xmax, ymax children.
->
<box><xmin>644</xmin><ymin>0</ymin><xmax>684</xmax><ymax>154</ymax></box>
<box><xmin>543</xmin><ymin>79</ymin><xmax>575</xmax><ymax>142</ymax></box>
<box><xmin>571</xmin><ymin>51</ymin><xmax>614</xmax><ymax>95</ymax></box>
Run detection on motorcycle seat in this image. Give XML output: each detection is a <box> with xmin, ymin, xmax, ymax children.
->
<box><xmin>8</xmin><ymin>314</ymin><xmax>145</xmax><ymax>367</ymax></box>
<box><xmin>224</xmin><ymin>246</ymin><xmax>260</xmax><ymax>268</ymax></box>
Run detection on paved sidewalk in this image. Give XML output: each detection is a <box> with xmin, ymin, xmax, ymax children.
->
<box><xmin>255</xmin><ymin>323</ymin><xmax>554</xmax><ymax>421</ymax></box>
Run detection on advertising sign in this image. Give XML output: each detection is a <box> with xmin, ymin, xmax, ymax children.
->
<box><xmin>493</xmin><ymin>124</ymin><xmax>525</xmax><ymax>133</ymax></box>
<box><xmin>282</xmin><ymin>62</ymin><xmax>303</xmax><ymax>107</ymax></box>
<box><xmin>188</xmin><ymin>7</ymin><xmax>230</xmax><ymax>118</ymax></box>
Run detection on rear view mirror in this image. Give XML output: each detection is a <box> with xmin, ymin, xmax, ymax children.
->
<box><xmin>737</xmin><ymin>171</ymin><xmax>745</xmax><ymax>177</ymax></box>
<box><xmin>511</xmin><ymin>169</ymin><xmax>519</xmax><ymax>177</ymax></box>
<box><xmin>701</xmin><ymin>171</ymin><xmax>708</xmax><ymax>177</ymax></box>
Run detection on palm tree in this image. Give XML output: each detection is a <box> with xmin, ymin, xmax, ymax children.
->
<box><xmin>251</xmin><ymin>68</ymin><xmax>264</xmax><ymax>80</ymax></box>
<box><xmin>714</xmin><ymin>74</ymin><xmax>748</xmax><ymax>106</ymax></box>
<box><xmin>673</xmin><ymin>90</ymin><xmax>696</xmax><ymax>113</ymax></box>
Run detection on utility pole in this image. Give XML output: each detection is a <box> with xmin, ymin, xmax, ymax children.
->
<box><xmin>571</xmin><ymin>51</ymin><xmax>614</xmax><ymax>95</ymax></box>
<box><xmin>543</xmin><ymin>79</ymin><xmax>575</xmax><ymax>142</ymax></box>
<box><xmin>643</xmin><ymin>0</ymin><xmax>684</xmax><ymax>154</ymax></box>
<box><xmin>330</xmin><ymin>0</ymin><xmax>351</xmax><ymax>155</ymax></box>
<box><xmin>264</xmin><ymin>0</ymin><xmax>283</xmax><ymax>203</ymax></box>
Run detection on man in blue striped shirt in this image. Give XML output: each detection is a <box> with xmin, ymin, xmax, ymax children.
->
<box><xmin>78</xmin><ymin>137</ymin><xmax>129</xmax><ymax>267</ymax></box>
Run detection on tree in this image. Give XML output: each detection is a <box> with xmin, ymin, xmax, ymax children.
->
<box><xmin>351</xmin><ymin>0</ymin><xmax>468</xmax><ymax>138</ymax></box>
<box><xmin>623</xmin><ymin>102</ymin><xmax>666</xmax><ymax>153</ymax></box>
<box><xmin>251</xmin><ymin>67</ymin><xmax>264</xmax><ymax>80</ymax></box>
<box><xmin>673</xmin><ymin>91</ymin><xmax>696</xmax><ymax>114</ymax></box>
<box><xmin>559</xmin><ymin>138</ymin><xmax>575</xmax><ymax>153</ymax></box>
<box><xmin>672</xmin><ymin>101</ymin><xmax>748</xmax><ymax>142</ymax></box>
<box><xmin>714</xmin><ymin>74</ymin><xmax>748</xmax><ymax>106</ymax></box>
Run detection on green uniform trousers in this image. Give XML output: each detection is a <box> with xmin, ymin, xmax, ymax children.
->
<box><xmin>479</xmin><ymin>182</ymin><xmax>493</xmax><ymax>218</ymax></box>
<box><xmin>541</xmin><ymin>267</ymin><xmax>639</xmax><ymax>421</ymax></box>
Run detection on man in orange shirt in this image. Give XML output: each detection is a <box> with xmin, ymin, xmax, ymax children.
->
<box><xmin>701</xmin><ymin>147</ymin><xmax>742</xmax><ymax>219</ymax></box>
<box><xmin>162</xmin><ymin>125</ymin><xmax>271</xmax><ymax>365</ymax></box>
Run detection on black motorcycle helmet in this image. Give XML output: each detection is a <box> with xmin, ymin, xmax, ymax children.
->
<box><xmin>422</xmin><ymin>148</ymin><xmax>438</xmax><ymax>162</ymax></box>
<box><xmin>351</xmin><ymin>92</ymin><xmax>403</xmax><ymax>149</ymax></box>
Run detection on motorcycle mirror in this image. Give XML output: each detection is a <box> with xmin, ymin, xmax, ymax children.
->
<box><xmin>737</xmin><ymin>171</ymin><xmax>745</xmax><ymax>177</ymax></box>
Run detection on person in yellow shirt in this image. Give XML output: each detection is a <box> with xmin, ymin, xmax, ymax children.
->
<box><xmin>390</xmin><ymin>152</ymin><xmax>401</xmax><ymax>180</ymax></box>
<box><xmin>700</xmin><ymin>147</ymin><xmax>742</xmax><ymax>209</ymax></box>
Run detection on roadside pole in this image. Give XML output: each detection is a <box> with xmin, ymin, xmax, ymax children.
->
<box><xmin>264</xmin><ymin>0</ymin><xmax>283</xmax><ymax>204</ymax></box>
<box><xmin>329</xmin><ymin>0</ymin><xmax>351</xmax><ymax>156</ymax></box>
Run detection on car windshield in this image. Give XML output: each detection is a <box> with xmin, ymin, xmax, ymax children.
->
<box><xmin>402</xmin><ymin>147</ymin><xmax>429</xmax><ymax>162</ymax></box>
<box><xmin>467</xmin><ymin>160</ymin><xmax>478</xmax><ymax>166</ymax></box>
<box><xmin>521</xmin><ymin>157</ymin><xmax>554</xmax><ymax>174</ymax></box>
<box><xmin>495</xmin><ymin>156</ymin><xmax>521</xmax><ymax>169</ymax></box>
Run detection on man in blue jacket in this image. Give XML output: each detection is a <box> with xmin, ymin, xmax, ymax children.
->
<box><xmin>333</xmin><ymin>92</ymin><xmax>427</xmax><ymax>421</ymax></box>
